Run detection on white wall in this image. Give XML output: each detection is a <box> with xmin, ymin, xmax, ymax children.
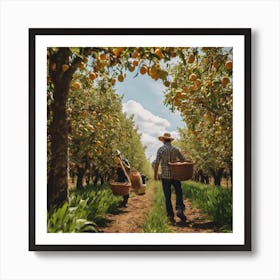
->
<box><xmin>0</xmin><ymin>0</ymin><xmax>279</xmax><ymax>279</ymax></box>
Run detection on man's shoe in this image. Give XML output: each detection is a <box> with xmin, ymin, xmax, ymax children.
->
<box><xmin>176</xmin><ymin>210</ymin><xmax>187</xmax><ymax>222</ymax></box>
<box><xmin>168</xmin><ymin>217</ymin><xmax>176</xmax><ymax>226</ymax></box>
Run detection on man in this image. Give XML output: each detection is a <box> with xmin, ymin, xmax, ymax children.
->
<box><xmin>153</xmin><ymin>132</ymin><xmax>187</xmax><ymax>225</ymax></box>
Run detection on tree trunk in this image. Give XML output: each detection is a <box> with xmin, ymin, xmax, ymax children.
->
<box><xmin>47</xmin><ymin>81</ymin><xmax>70</xmax><ymax>209</ymax></box>
<box><xmin>94</xmin><ymin>174</ymin><xmax>100</xmax><ymax>187</ymax></box>
<box><xmin>101</xmin><ymin>177</ymin><xmax>104</xmax><ymax>185</ymax></box>
<box><xmin>76</xmin><ymin>166</ymin><xmax>86</xmax><ymax>190</ymax></box>
<box><xmin>85</xmin><ymin>172</ymin><xmax>90</xmax><ymax>185</ymax></box>
<box><xmin>210</xmin><ymin>168</ymin><xmax>224</xmax><ymax>186</ymax></box>
<box><xmin>47</xmin><ymin>48</ymin><xmax>81</xmax><ymax>210</ymax></box>
<box><xmin>204</xmin><ymin>175</ymin><xmax>210</xmax><ymax>184</ymax></box>
<box><xmin>194</xmin><ymin>171</ymin><xmax>200</xmax><ymax>182</ymax></box>
<box><xmin>213</xmin><ymin>174</ymin><xmax>221</xmax><ymax>186</ymax></box>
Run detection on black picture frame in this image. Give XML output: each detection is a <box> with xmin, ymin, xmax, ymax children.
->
<box><xmin>29</xmin><ymin>28</ymin><xmax>251</xmax><ymax>251</ymax></box>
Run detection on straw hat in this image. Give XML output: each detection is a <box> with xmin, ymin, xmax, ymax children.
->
<box><xmin>158</xmin><ymin>132</ymin><xmax>174</xmax><ymax>142</ymax></box>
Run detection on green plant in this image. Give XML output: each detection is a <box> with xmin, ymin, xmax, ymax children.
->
<box><xmin>182</xmin><ymin>181</ymin><xmax>232</xmax><ymax>231</ymax></box>
<box><xmin>142</xmin><ymin>182</ymin><xmax>171</xmax><ymax>233</ymax></box>
<box><xmin>47</xmin><ymin>184</ymin><xmax>121</xmax><ymax>233</ymax></box>
<box><xmin>47</xmin><ymin>202</ymin><xmax>98</xmax><ymax>233</ymax></box>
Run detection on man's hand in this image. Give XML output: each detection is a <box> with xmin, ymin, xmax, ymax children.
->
<box><xmin>154</xmin><ymin>173</ymin><xmax>158</xmax><ymax>181</ymax></box>
<box><xmin>153</xmin><ymin>163</ymin><xmax>159</xmax><ymax>181</ymax></box>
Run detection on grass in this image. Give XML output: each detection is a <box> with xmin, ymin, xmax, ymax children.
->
<box><xmin>47</xmin><ymin>183</ymin><xmax>122</xmax><ymax>233</ymax></box>
<box><xmin>142</xmin><ymin>181</ymin><xmax>172</xmax><ymax>233</ymax></box>
<box><xmin>181</xmin><ymin>181</ymin><xmax>232</xmax><ymax>231</ymax></box>
<box><xmin>48</xmin><ymin>180</ymin><xmax>232</xmax><ymax>233</ymax></box>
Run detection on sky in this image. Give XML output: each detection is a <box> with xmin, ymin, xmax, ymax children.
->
<box><xmin>114</xmin><ymin>70</ymin><xmax>185</xmax><ymax>162</ymax></box>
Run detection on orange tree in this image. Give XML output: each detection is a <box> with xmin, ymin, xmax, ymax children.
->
<box><xmin>67</xmin><ymin>73</ymin><xmax>151</xmax><ymax>189</ymax></box>
<box><xmin>68</xmin><ymin>73</ymin><xmax>123</xmax><ymax>189</ymax></box>
<box><xmin>164</xmin><ymin>47</ymin><xmax>233</xmax><ymax>185</ymax></box>
<box><xmin>114</xmin><ymin>112</ymin><xmax>153</xmax><ymax>177</ymax></box>
<box><xmin>47</xmin><ymin>47</ymin><xmax>185</xmax><ymax>209</ymax></box>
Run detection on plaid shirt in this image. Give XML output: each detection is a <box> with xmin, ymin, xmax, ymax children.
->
<box><xmin>155</xmin><ymin>143</ymin><xmax>185</xmax><ymax>179</ymax></box>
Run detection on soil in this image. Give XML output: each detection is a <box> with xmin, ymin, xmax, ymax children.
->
<box><xmin>99</xmin><ymin>183</ymin><xmax>220</xmax><ymax>233</ymax></box>
<box><xmin>170</xmin><ymin>194</ymin><xmax>221</xmax><ymax>233</ymax></box>
<box><xmin>99</xmin><ymin>186</ymin><xmax>154</xmax><ymax>233</ymax></box>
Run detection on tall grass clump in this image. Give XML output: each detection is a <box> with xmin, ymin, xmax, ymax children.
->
<box><xmin>142</xmin><ymin>182</ymin><xmax>172</xmax><ymax>233</ymax></box>
<box><xmin>182</xmin><ymin>181</ymin><xmax>232</xmax><ymax>231</ymax></box>
<box><xmin>47</xmin><ymin>184</ymin><xmax>121</xmax><ymax>233</ymax></box>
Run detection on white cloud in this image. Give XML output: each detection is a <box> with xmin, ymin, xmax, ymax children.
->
<box><xmin>122</xmin><ymin>100</ymin><xmax>170</xmax><ymax>136</ymax></box>
<box><xmin>122</xmin><ymin>100</ymin><xmax>180</xmax><ymax>161</ymax></box>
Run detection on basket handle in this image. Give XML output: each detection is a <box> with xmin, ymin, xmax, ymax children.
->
<box><xmin>117</xmin><ymin>156</ymin><xmax>131</xmax><ymax>184</ymax></box>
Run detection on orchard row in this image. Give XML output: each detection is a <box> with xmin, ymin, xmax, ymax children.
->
<box><xmin>47</xmin><ymin>47</ymin><xmax>232</xmax><ymax>209</ymax></box>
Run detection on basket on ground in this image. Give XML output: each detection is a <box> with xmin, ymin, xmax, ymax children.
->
<box><xmin>110</xmin><ymin>182</ymin><xmax>131</xmax><ymax>196</ymax></box>
<box><xmin>129</xmin><ymin>171</ymin><xmax>146</xmax><ymax>195</ymax></box>
<box><xmin>136</xmin><ymin>184</ymin><xmax>146</xmax><ymax>195</ymax></box>
<box><xmin>168</xmin><ymin>160</ymin><xmax>194</xmax><ymax>181</ymax></box>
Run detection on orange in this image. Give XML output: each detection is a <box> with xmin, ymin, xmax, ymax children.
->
<box><xmin>73</xmin><ymin>81</ymin><xmax>82</xmax><ymax>89</ymax></box>
<box><xmin>154</xmin><ymin>48</ymin><xmax>163</xmax><ymax>59</ymax></box>
<box><xmin>206</xmin><ymin>81</ymin><xmax>212</xmax><ymax>88</ymax></box>
<box><xmin>132</xmin><ymin>60</ymin><xmax>139</xmax><ymax>67</ymax></box>
<box><xmin>112</xmin><ymin>47</ymin><xmax>124</xmax><ymax>56</ymax></box>
<box><xmin>149</xmin><ymin>64</ymin><xmax>158</xmax><ymax>75</ymax></box>
<box><xmin>99</xmin><ymin>61</ymin><xmax>107</xmax><ymax>69</ymax></box>
<box><xmin>61</xmin><ymin>64</ymin><xmax>69</xmax><ymax>72</ymax></box>
<box><xmin>189</xmin><ymin>73</ymin><xmax>197</xmax><ymax>81</ymax></box>
<box><xmin>164</xmin><ymin>80</ymin><xmax>170</xmax><ymax>87</ymax></box>
<box><xmin>176</xmin><ymin>91</ymin><xmax>186</xmax><ymax>99</ymax></box>
<box><xmin>128</xmin><ymin>65</ymin><xmax>135</xmax><ymax>72</ymax></box>
<box><xmin>188</xmin><ymin>54</ymin><xmax>195</xmax><ymax>63</ymax></box>
<box><xmin>112</xmin><ymin>48</ymin><xmax>119</xmax><ymax>56</ymax></box>
<box><xmin>152</xmin><ymin>74</ymin><xmax>159</xmax><ymax>81</ymax></box>
<box><xmin>100</xmin><ymin>53</ymin><xmax>107</xmax><ymax>60</ymax></box>
<box><xmin>172</xmin><ymin>97</ymin><xmax>180</xmax><ymax>106</ymax></box>
<box><xmin>132</xmin><ymin>50</ymin><xmax>139</xmax><ymax>58</ymax></box>
<box><xmin>194</xmin><ymin>79</ymin><xmax>201</xmax><ymax>87</ymax></box>
<box><xmin>213</xmin><ymin>60</ymin><xmax>219</xmax><ymax>68</ymax></box>
<box><xmin>89</xmin><ymin>72</ymin><xmax>96</xmax><ymax>80</ymax></box>
<box><xmin>225</xmin><ymin>60</ymin><xmax>233</xmax><ymax>70</ymax></box>
<box><xmin>203</xmin><ymin>113</ymin><xmax>211</xmax><ymax>120</ymax></box>
<box><xmin>140</xmin><ymin>65</ymin><xmax>148</xmax><ymax>75</ymax></box>
<box><xmin>221</xmin><ymin>76</ymin><xmax>230</xmax><ymax>86</ymax></box>
<box><xmin>79</xmin><ymin>62</ymin><xmax>85</xmax><ymax>69</ymax></box>
<box><xmin>189</xmin><ymin>85</ymin><xmax>196</xmax><ymax>91</ymax></box>
<box><xmin>118</xmin><ymin>74</ymin><xmax>124</xmax><ymax>82</ymax></box>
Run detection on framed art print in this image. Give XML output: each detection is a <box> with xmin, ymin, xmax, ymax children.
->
<box><xmin>29</xmin><ymin>28</ymin><xmax>251</xmax><ymax>251</ymax></box>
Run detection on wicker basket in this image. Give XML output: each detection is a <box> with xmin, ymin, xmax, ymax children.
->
<box><xmin>136</xmin><ymin>184</ymin><xmax>146</xmax><ymax>195</ymax></box>
<box><xmin>130</xmin><ymin>171</ymin><xmax>142</xmax><ymax>189</ymax></box>
<box><xmin>110</xmin><ymin>182</ymin><xmax>131</xmax><ymax>196</ymax></box>
<box><xmin>168</xmin><ymin>160</ymin><xmax>194</xmax><ymax>181</ymax></box>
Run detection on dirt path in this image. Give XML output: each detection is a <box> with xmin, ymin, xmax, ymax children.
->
<box><xmin>170</xmin><ymin>194</ymin><xmax>220</xmax><ymax>233</ymax></box>
<box><xmin>99</xmin><ymin>183</ymin><xmax>220</xmax><ymax>233</ymax></box>
<box><xmin>99</xmin><ymin>186</ymin><xmax>154</xmax><ymax>233</ymax></box>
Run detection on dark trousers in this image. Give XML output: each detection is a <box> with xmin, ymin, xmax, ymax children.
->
<box><xmin>117</xmin><ymin>173</ymin><xmax>129</xmax><ymax>206</ymax></box>
<box><xmin>122</xmin><ymin>194</ymin><xmax>129</xmax><ymax>206</ymax></box>
<box><xmin>161</xmin><ymin>178</ymin><xmax>185</xmax><ymax>218</ymax></box>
